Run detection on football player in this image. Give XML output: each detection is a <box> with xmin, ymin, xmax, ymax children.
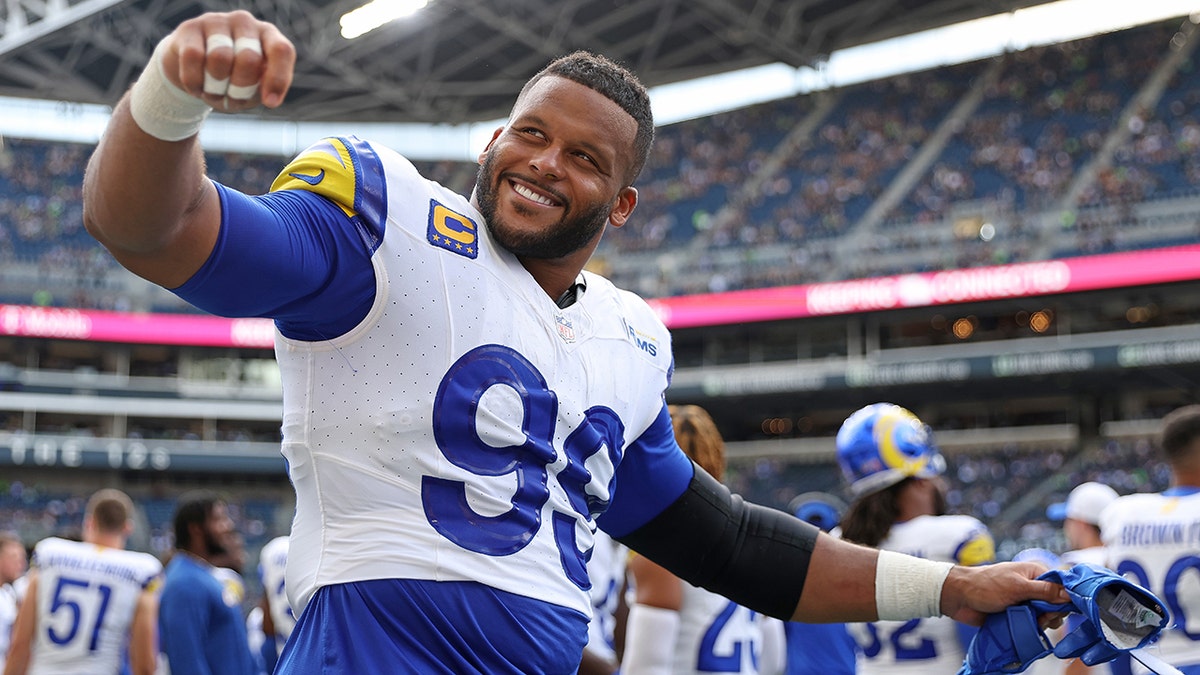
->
<box><xmin>82</xmin><ymin>12</ymin><xmax>1069</xmax><ymax>672</ymax></box>
<box><xmin>623</xmin><ymin>405</ymin><xmax>785</xmax><ymax>674</ymax></box>
<box><xmin>3</xmin><ymin>489</ymin><xmax>161</xmax><ymax>675</ymax></box>
<box><xmin>836</xmin><ymin>403</ymin><xmax>996</xmax><ymax>674</ymax></box>
<box><xmin>1101</xmin><ymin>405</ymin><xmax>1200</xmax><ymax>674</ymax></box>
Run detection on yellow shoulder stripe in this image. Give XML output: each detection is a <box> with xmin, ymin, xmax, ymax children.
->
<box><xmin>270</xmin><ymin>138</ymin><xmax>359</xmax><ymax>217</ymax></box>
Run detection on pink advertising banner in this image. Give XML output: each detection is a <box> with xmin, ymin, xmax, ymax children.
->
<box><xmin>1</xmin><ymin>244</ymin><xmax>1197</xmax><ymax>344</ymax></box>
<box><xmin>648</xmin><ymin>244</ymin><xmax>1200</xmax><ymax>328</ymax></box>
<box><xmin>0</xmin><ymin>304</ymin><xmax>276</xmax><ymax>347</ymax></box>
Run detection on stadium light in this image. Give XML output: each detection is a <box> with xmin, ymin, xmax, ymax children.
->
<box><xmin>341</xmin><ymin>0</ymin><xmax>429</xmax><ymax>40</ymax></box>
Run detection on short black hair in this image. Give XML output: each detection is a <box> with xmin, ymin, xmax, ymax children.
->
<box><xmin>1161</xmin><ymin>404</ymin><xmax>1200</xmax><ymax>463</ymax></box>
<box><xmin>173</xmin><ymin>490</ymin><xmax>223</xmax><ymax>550</ymax></box>
<box><xmin>519</xmin><ymin>51</ymin><xmax>655</xmax><ymax>184</ymax></box>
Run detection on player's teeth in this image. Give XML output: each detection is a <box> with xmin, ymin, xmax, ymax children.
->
<box><xmin>515</xmin><ymin>183</ymin><xmax>554</xmax><ymax>205</ymax></box>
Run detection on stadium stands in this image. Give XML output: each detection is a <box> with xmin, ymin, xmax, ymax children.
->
<box><xmin>0</xmin><ymin>16</ymin><xmax>1198</xmax><ymax>562</ymax></box>
<box><xmin>0</xmin><ymin>19</ymin><xmax>1196</xmax><ymax>306</ymax></box>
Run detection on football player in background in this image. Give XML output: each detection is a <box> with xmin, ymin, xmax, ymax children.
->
<box><xmin>255</xmin><ymin>534</ymin><xmax>295</xmax><ymax>673</ymax></box>
<box><xmin>82</xmin><ymin>10</ymin><xmax>1070</xmax><ymax>672</ymax></box>
<box><xmin>578</xmin><ymin>526</ymin><xmax>627</xmax><ymax>675</ymax></box>
<box><xmin>2</xmin><ymin>489</ymin><xmax>161</xmax><ymax>675</ymax></box>
<box><xmin>1101</xmin><ymin>405</ymin><xmax>1200</xmax><ymax>674</ymax></box>
<box><xmin>157</xmin><ymin>491</ymin><xmax>256</xmax><ymax>675</ymax></box>
<box><xmin>1048</xmin><ymin>481</ymin><xmax>1118</xmax><ymax>570</ymax></box>
<box><xmin>1047</xmin><ymin>481</ymin><xmax>1119</xmax><ymax>675</ymax></box>
<box><xmin>623</xmin><ymin>404</ymin><xmax>785</xmax><ymax>675</ymax></box>
<box><xmin>782</xmin><ymin>492</ymin><xmax>857</xmax><ymax>675</ymax></box>
<box><xmin>0</xmin><ymin>532</ymin><xmax>28</xmax><ymax>672</ymax></box>
<box><xmin>837</xmin><ymin>402</ymin><xmax>996</xmax><ymax>674</ymax></box>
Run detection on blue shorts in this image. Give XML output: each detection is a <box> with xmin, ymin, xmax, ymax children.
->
<box><xmin>276</xmin><ymin>578</ymin><xmax>589</xmax><ymax>674</ymax></box>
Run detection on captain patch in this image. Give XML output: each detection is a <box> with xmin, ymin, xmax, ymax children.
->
<box><xmin>427</xmin><ymin>199</ymin><xmax>479</xmax><ymax>258</ymax></box>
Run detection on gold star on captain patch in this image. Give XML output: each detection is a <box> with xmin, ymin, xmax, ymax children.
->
<box><xmin>426</xmin><ymin>198</ymin><xmax>479</xmax><ymax>259</ymax></box>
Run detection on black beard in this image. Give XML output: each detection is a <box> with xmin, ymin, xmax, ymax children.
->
<box><xmin>474</xmin><ymin>150</ymin><xmax>612</xmax><ymax>260</ymax></box>
<box><xmin>204</xmin><ymin>528</ymin><xmax>228</xmax><ymax>557</ymax></box>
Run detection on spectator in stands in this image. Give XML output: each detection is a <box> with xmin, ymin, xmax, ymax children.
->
<box><xmin>158</xmin><ymin>491</ymin><xmax>255</xmax><ymax>675</ymax></box>
<box><xmin>0</xmin><ymin>532</ymin><xmax>27</xmax><ymax>672</ymax></box>
<box><xmin>81</xmin><ymin>10</ymin><xmax>1070</xmax><ymax>672</ymax></box>
<box><xmin>783</xmin><ymin>492</ymin><xmax>857</xmax><ymax>675</ymax></box>
<box><xmin>837</xmin><ymin>403</ymin><xmax>996</xmax><ymax>674</ymax></box>
<box><xmin>623</xmin><ymin>404</ymin><xmax>786</xmax><ymax>675</ymax></box>
<box><xmin>1101</xmin><ymin>404</ymin><xmax>1200</xmax><ymax>675</ymax></box>
<box><xmin>2</xmin><ymin>489</ymin><xmax>161</xmax><ymax>675</ymax></box>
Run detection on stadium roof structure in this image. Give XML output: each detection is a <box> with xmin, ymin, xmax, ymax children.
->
<box><xmin>0</xmin><ymin>0</ymin><xmax>1058</xmax><ymax>125</ymax></box>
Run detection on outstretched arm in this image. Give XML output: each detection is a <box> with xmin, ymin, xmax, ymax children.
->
<box><xmin>617</xmin><ymin>464</ymin><xmax>1069</xmax><ymax>626</ymax></box>
<box><xmin>794</xmin><ymin>534</ymin><xmax>1068</xmax><ymax>624</ymax></box>
<box><xmin>82</xmin><ymin>10</ymin><xmax>295</xmax><ymax>288</ymax></box>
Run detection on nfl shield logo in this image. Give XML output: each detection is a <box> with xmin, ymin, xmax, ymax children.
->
<box><xmin>555</xmin><ymin>314</ymin><xmax>576</xmax><ymax>343</ymax></box>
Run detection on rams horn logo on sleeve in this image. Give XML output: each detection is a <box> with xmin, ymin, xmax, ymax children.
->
<box><xmin>427</xmin><ymin>199</ymin><xmax>479</xmax><ymax>258</ymax></box>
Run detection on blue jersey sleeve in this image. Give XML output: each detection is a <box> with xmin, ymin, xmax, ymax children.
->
<box><xmin>597</xmin><ymin>402</ymin><xmax>694</xmax><ymax>537</ymax></box>
<box><xmin>172</xmin><ymin>183</ymin><xmax>378</xmax><ymax>341</ymax></box>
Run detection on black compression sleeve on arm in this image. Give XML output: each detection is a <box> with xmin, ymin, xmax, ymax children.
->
<box><xmin>615</xmin><ymin>462</ymin><xmax>820</xmax><ymax>620</ymax></box>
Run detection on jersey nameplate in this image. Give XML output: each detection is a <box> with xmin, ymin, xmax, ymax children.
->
<box><xmin>427</xmin><ymin>199</ymin><xmax>479</xmax><ymax>259</ymax></box>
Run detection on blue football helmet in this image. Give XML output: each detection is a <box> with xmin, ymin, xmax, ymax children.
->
<box><xmin>789</xmin><ymin>491</ymin><xmax>847</xmax><ymax>533</ymax></box>
<box><xmin>836</xmin><ymin>402</ymin><xmax>945</xmax><ymax>497</ymax></box>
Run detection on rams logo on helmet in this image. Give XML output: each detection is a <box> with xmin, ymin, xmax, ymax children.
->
<box><xmin>835</xmin><ymin>402</ymin><xmax>945</xmax><ymax>497</ymax></box>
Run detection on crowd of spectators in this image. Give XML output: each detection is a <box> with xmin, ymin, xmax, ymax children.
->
<box><xmin>726</xmin><ymin>434</ymin><xmax>1172</xmax><ymax>561</ymax></box>
<box><xmin>0</xmin><ymin>428</ymin><xmax>1156</xmax><ymax>569</ymax></box>
<box><xmin>0</xmin><ymin>19</ymin><xmax>1197</xmax><ymax>306</ymax></box>
<box><xmin>0</xmin><ymin>428</ymin><xmax>1161</xmax><ymax>579</ymax></box>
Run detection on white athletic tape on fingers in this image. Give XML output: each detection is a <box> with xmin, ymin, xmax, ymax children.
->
<box><xmin>233</xmin><ymin>37</ymin><xmax>263</xmax><ymax>54</ymax></box>
<box><xmin>203</xmin><ymin>72</ymin><xmax>230</xmax><ymax>96</ymax></box>
<box><xmin>226</xmin><ymin>82</ymin><xmax>259</xmax><ymax>100</ymax></box>
<box><xmin>875</xmin><ymin>549</ymin><xmax>954</xmax><ymax>620</ymax></box>
<box><xmin>129</xmin><ymin>38</ymin><xmax>212</xmax><ymax>141</ymax></box>
<box><xmin>205</xmin><ymin>34</ymin><xmax>234</xmax><ymax>53</ymax></box>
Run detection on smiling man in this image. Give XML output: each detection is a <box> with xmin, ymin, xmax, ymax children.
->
<box><xmin>81</xmin><ymin>11</ymin><xmax>1067</xmax><ymax>674</ymax></box>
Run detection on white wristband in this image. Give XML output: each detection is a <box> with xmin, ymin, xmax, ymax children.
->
<box><xmin>875</xmin><ymin>549</ymin><xmax>954</xmax><ymax>620</ymax></box>
<box><xmin>622</xmin><ymin>604</ymin><xmax>679</xmax><ymax>675</ymax></box>
<box><xmin>129</xmin><ymin>38</ymin><xmax>212</xmax><ymax>141</ymax></box>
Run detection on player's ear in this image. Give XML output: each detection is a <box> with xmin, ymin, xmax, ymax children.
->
<box><xmin>477</xmin><ymin>126</ymin><xmax>504</xmax><ymax>164</ymax></box>
<box><xmin>607</xmin><ymin>186</ymin><xmax>638</xmax><ymax>229</ymax></box>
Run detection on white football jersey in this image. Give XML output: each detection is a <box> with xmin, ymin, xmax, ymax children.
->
<box><xmin>257</xmin><ymin>535</ymin><xmax>295</xmax><ymax>651</ymax></box>
<box><xmin>0</xmin><ymin>581</ymin><xmax>20</xmax><ymax>671</ymax></box>
<box><xmin>271</xmin><ymin>137</ymin><xmax>674</xmax><ymax>618</ymax></box>
<box><xmin>848</xmin><ymin>514</ymin><xmax>995</xmax><ymax>674</ymax></box>
<box><xmin>1101</xmin><ymin>490</ymin><xmax>1200</xmax><ymax>671</ymax></box>
<box><xmin>670</xmin><ymin>582</ymin><xmax>777</xmax><ymax>675</ymax></box>
<box><xmin>27</xmin><ymin>537</ymin><xmax>162</xmax><ymax>675</ymax></box>
<box><xmin>584</xmin><ymin>529</ymin><xmax>627</xmax><ymax>661</ymax></box>
<box><xmin>1060</xmin><ymin>546</ymin><xmax>1108</xmax><ymax>568</ymax></box>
